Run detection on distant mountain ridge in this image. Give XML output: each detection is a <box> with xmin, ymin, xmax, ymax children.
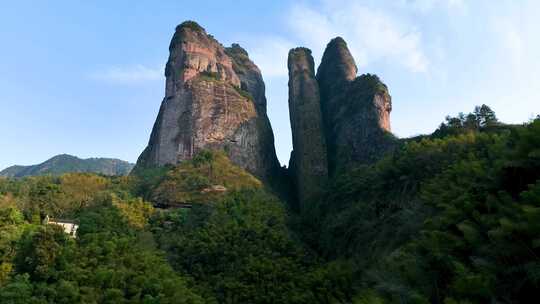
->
<box><xmin>0</xmin><ymin>154</ymin><xmax>134</xmax><ymax>177</ymax></box>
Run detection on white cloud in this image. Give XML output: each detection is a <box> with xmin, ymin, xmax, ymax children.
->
<box><xmin>238</xmin><ymin>1</ymin><xmax>432</xmax><ymax>79</ymax></box>
<box><xmin>89</xmin><ymin>64</ymin><xmax>163</xmax><ymax>84</ymax></box>
<box><xmin>287</xmin><ymin>1</ymin><xmax>429</xmax><ymax>73</ymax></box>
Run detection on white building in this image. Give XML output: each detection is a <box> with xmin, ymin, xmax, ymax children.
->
<box><xmin>47</xmin><ymin>217</ymin><xmax>79</xmax><ymax>237</ymax></box>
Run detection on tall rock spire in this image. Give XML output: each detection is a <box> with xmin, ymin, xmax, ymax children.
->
<box><xmin>316</xmin><ymin>37</ymin><xmax>395</xmax><ymax>174</ymax></box>
<box><xmin>287</xmin><ymin>48</ymin><xmax>328</xmax><ymax>205</ymax></box>
<box><xmin>317</xmin><ymin>37</ymin><xmax>357</xmax><ymax>108</ymax></box>
<box><xmin>135</xmin><ymin>21</ymin><xmax>280</xmax><ymax>182</ymax></box>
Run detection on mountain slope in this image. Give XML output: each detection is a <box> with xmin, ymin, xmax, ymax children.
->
<box><xmin>0</xmin><ymin>154</ymin><xmax>134</xmax><ymax>177</ymax></box>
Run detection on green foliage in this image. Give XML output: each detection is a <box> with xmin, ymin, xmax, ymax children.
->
<box><xmin>0</xmin><ymin>173</ymin><xmax>111</xmax><ymax>219</ymax></box>
<box><xmin>198</xmin><ymin>70</ymin><xmax>221</xmax><ymax>81</ymax></box>
<box><xmin>301</xmin><ymin>112</ymin><xmax>540</xmax><ymax>303</ymax></box>
<box><xmin>129</xmin><ymin>165</ymin><xmax>172</xmax><ymax>200</ymax></box>
<box><xmin>151</xmin><ymin>150</ymin><xmax>262</xmax><ymax>206</ymax></box>
<box><xmin>433</xmin><ymin>104</ymin><xmax>500</xmax><ymax>138</ymax></box>
<box><xmin>342</xmin><ymin>74</ymin><xmax>390</xmax><ymax>121</ymax></box>
<box><xmin>1</xmin><ymin>153</ymin><xmax>348</xmax><ymax>303</ymax></box>
<box><xmin>177</xmin><ymin>20</ymin><xmax>205</xmax><ymax>32</ymax></box>
<box><xmin>195</xmin><ymin>71</ymin><xmax>253</xmax><ymax>101</ymax></box>
<box><xmin>2</xmin><ymin>107</ymin><xmax>539</xmax><ymax>303</ymax></box>
<box><xmin>152</xmin><ymin>189</ymin><xmax>346</xmax><ymax>303</ymax></box>
<box><xmin>354</xmin><ymin>73</ymin><xmax>388</xmax><ymax>95</ymax></box>
<box><xmin>233</xmin><ymin>84</ymin><xmax>254</xmax><ymax>101</ymax></box>
<box><xmin>14</xmin><ymin>225</ymin><xmax>74</xmax><ymax>281</ymax></box>
<box><xmin>0</xmin><ymin>173</ymin><xmax>203</xmax><ymax>303</ymax></box>
<box><xmin>0</xmin><ymin>206</ymin><xmax>27</xmax><ymax>285</ymax></box>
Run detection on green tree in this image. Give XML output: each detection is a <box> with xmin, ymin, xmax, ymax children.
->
<box><xmin>474</xmin><ymin>104</ymin><xmax>498</xmax><ymax>127</ymax></box>
<box><xmin>15</xmin><ymin>225</ymin><xmax>73</xmax><ymax>281</ymax></box>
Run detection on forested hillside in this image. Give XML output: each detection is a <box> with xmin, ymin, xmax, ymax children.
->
<box><xmin>1</xmin><ymin>107</ymin><xmax>539</xmax><ymax>303</ymax></box>
<box><xmin>0</xmin><ymin>154</ymin><xmax>134</xmax><ymax>178</ymax></box>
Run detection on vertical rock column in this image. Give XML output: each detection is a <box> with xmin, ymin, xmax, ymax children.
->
<box><xmin>317</xmin><ymin>37</ymin><xmax>395</xmax><ymax>174</ymax></box>
<box><xmin>317</xmin><ymin>37</ymin><xmax>358</xmax><ymax>124</ymax></box>
<box><xmin>287</xmin><ymin>48</ymin><xmax>328</xmax><ymax>206</ymax></box>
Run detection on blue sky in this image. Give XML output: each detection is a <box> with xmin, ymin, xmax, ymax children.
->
<box><xmin>1</xmin><ymin>0</ymin><xmax>539</xmax><ymax>170</ymax></box>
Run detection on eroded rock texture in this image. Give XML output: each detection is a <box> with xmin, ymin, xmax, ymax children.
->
<box><xmin>136</xmin><ymin>21</ymin><xmax>280</xmax><ymax>181</ymax></box>
<box><xmin>287</xmin><ymin>48</ymin><xmax>328</xmax><ymax>205</ymax></box>
<box><xmin>316</xmin><ymin>37</ymin><xmax>396</xmax><ymax>174</ymax></box>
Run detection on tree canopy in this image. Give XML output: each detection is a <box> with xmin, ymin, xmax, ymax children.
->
<box><xmin>1</xmin><ymin>107</ymin><xmax>539</xmax><ymax>303</ymax></box>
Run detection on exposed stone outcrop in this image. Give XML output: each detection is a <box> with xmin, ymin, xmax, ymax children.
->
<box><xmin>317</xmin><ymin>37</ymin><xmax>357</xmax><ymax>121</ymax></box>
<box><xmin>136</xmin><ymin>22</ymin><xmax>398</xmax><ymax>205</ymax></box>
<box><xmin>323</xmin><ymin>74</ymin><xmax>394</xmax><ymax>173</ymax></box>
<box><xmin>316</xmin><ymin>38</ymin><xmax>396</xmax><ymax>174</ymax></box>
<box><xmin>224</xmin><ymin>43</ymin><xmax>281</xmax><ymax>179</ymax></box>
<box><xmin>287</xmin><ymin>48</ymin><xmax>328</xmax><ymax>205</ymax></box>
<box><xmin>136</xmin><ymin>21</ymin><xmax>280</xmax><ymax>181</ymax></box>
<box><xmin>225</xmin><ymin>44</ymin><xmax>267</xmax><ymax>112</ymax></box>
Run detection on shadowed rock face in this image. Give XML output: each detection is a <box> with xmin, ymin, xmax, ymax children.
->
<box><xmin>136</xmin><ymin>21</ymin><xmax>280</xmax><ymax>181</ymax></box>
<box><xmin>225</xmin><ymin>43</ymin><xmax>281</xmax><ymax>180</ymax></box>
<box><xmin>325</xmin><ymin>74</ymin><xmax>394</xmax><ymax>173</ymax></box>
<box><xmin>316</xmin><ymin>38</ymin><xmax>395</xmax><ymax>174</ymax></box>
<box><xmin>317</xmin><ymin>37</ymin><xmax>357</xmax><ymax>121</ymax></box>
<box><xmin>225</xmin><ymin>44</ymin><xmax>267</xmax><ymax>112</ymax></box>
<box><xmin>287</xmin><ymin>48</ymin><xmax>328</xmax><ymax>205</ymax></box>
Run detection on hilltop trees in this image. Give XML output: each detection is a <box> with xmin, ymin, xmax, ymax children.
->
<box><xmin>298</xmin><ymin>108</ymin><xmax>540</xmax><ymax>303</ymax></box>
<box><xmin>434</xmin><ymin>104</ymin><xmax>499</xmax><ymax>137</ymax></box>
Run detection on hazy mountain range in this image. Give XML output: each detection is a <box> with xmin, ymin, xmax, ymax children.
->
<box><xmin>0</xmin><ymin>154</ymin><xmax>134</xmax><ymax>178</ymax></box>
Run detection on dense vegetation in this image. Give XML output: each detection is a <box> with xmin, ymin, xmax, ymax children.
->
<box><xmin>299</xmin><ymin>106</ymin><xmax>540</xmax><ymax>303</ymax></box>
<box><xmin>0</xmin><ymin>151</ymin><xmax>347</xmax><ymax>303</ymax></box>
<box><xmin>1</xmin><ymin>106</ymin><xmax>538</xmax><ymax>303</ymax></box>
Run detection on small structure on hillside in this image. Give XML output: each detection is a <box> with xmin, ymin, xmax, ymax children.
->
<box><xmin>200</xmin><ymin>185</ymin><xmax>227</xmax><ymax>193</ymax></box>
<box><xmin>44</xmin><ymin>215</ymin><xmax>79</xmax><ymax>237</ymax></box>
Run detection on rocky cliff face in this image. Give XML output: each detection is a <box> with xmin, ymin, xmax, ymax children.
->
<box><xmin>287</xmin><ymin>48</ymin><xmax>328</xmax><ymax>205</ymax></box>
<box><xmin>136</xmin><ymin>21</ymin><xmax>280</xmax><ymax>181</ymax></box>
<box><xmin>136</xmin><ymin>21</ymin><xmax>397</xmax><ymax>205</ymax></box>
<box><xmin>224</xmin><ymin>44</ymin><xmax>282</xmax><ymax>180</ymax></box>
<box><xmin>286</xmin><ymin>37</ymin><xmax>396</xmax><ymax>203</ymax></box>
<box><xmin>316</xmin><ymin>38</ymin><xmax>395</xmax><ymax>174</ymax></box>
<box><xmin>317</xmin><ymin>37</ymin><xmax>357</xmax><ymax>123</ymax></box>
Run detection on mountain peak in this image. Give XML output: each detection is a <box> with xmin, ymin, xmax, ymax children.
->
<box><xmin>288</xmin><ymin>48</ymin><xmax>316</xmax><ymax>76</ymax></box>
<box><xmin>175</xmin><ymin>20</ymin><xmax>206</xmax><ymax>33</ymax></box>
<box><xmin>287</xmin><ymin>47</ymin><xmax>328</xmax><ymax>206</ymax></box>
<box><xmin>49</xmin><ymin>154</ymin><xmax>79</xmax><ymax>161</ymax></box>
<box><xmin>227</xmin><ymin>43</ymin><xmax>249</xmax><ymax>57</ymax></box>
<box><xmin>136</xmin><ymin>21</ymin><xmax>281</xmax><ymax>183</ymax></box>
<box><xmin>317</xmin><ymin>37</ymin><xmax>357</xmax><ymax>90</ymax></box>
